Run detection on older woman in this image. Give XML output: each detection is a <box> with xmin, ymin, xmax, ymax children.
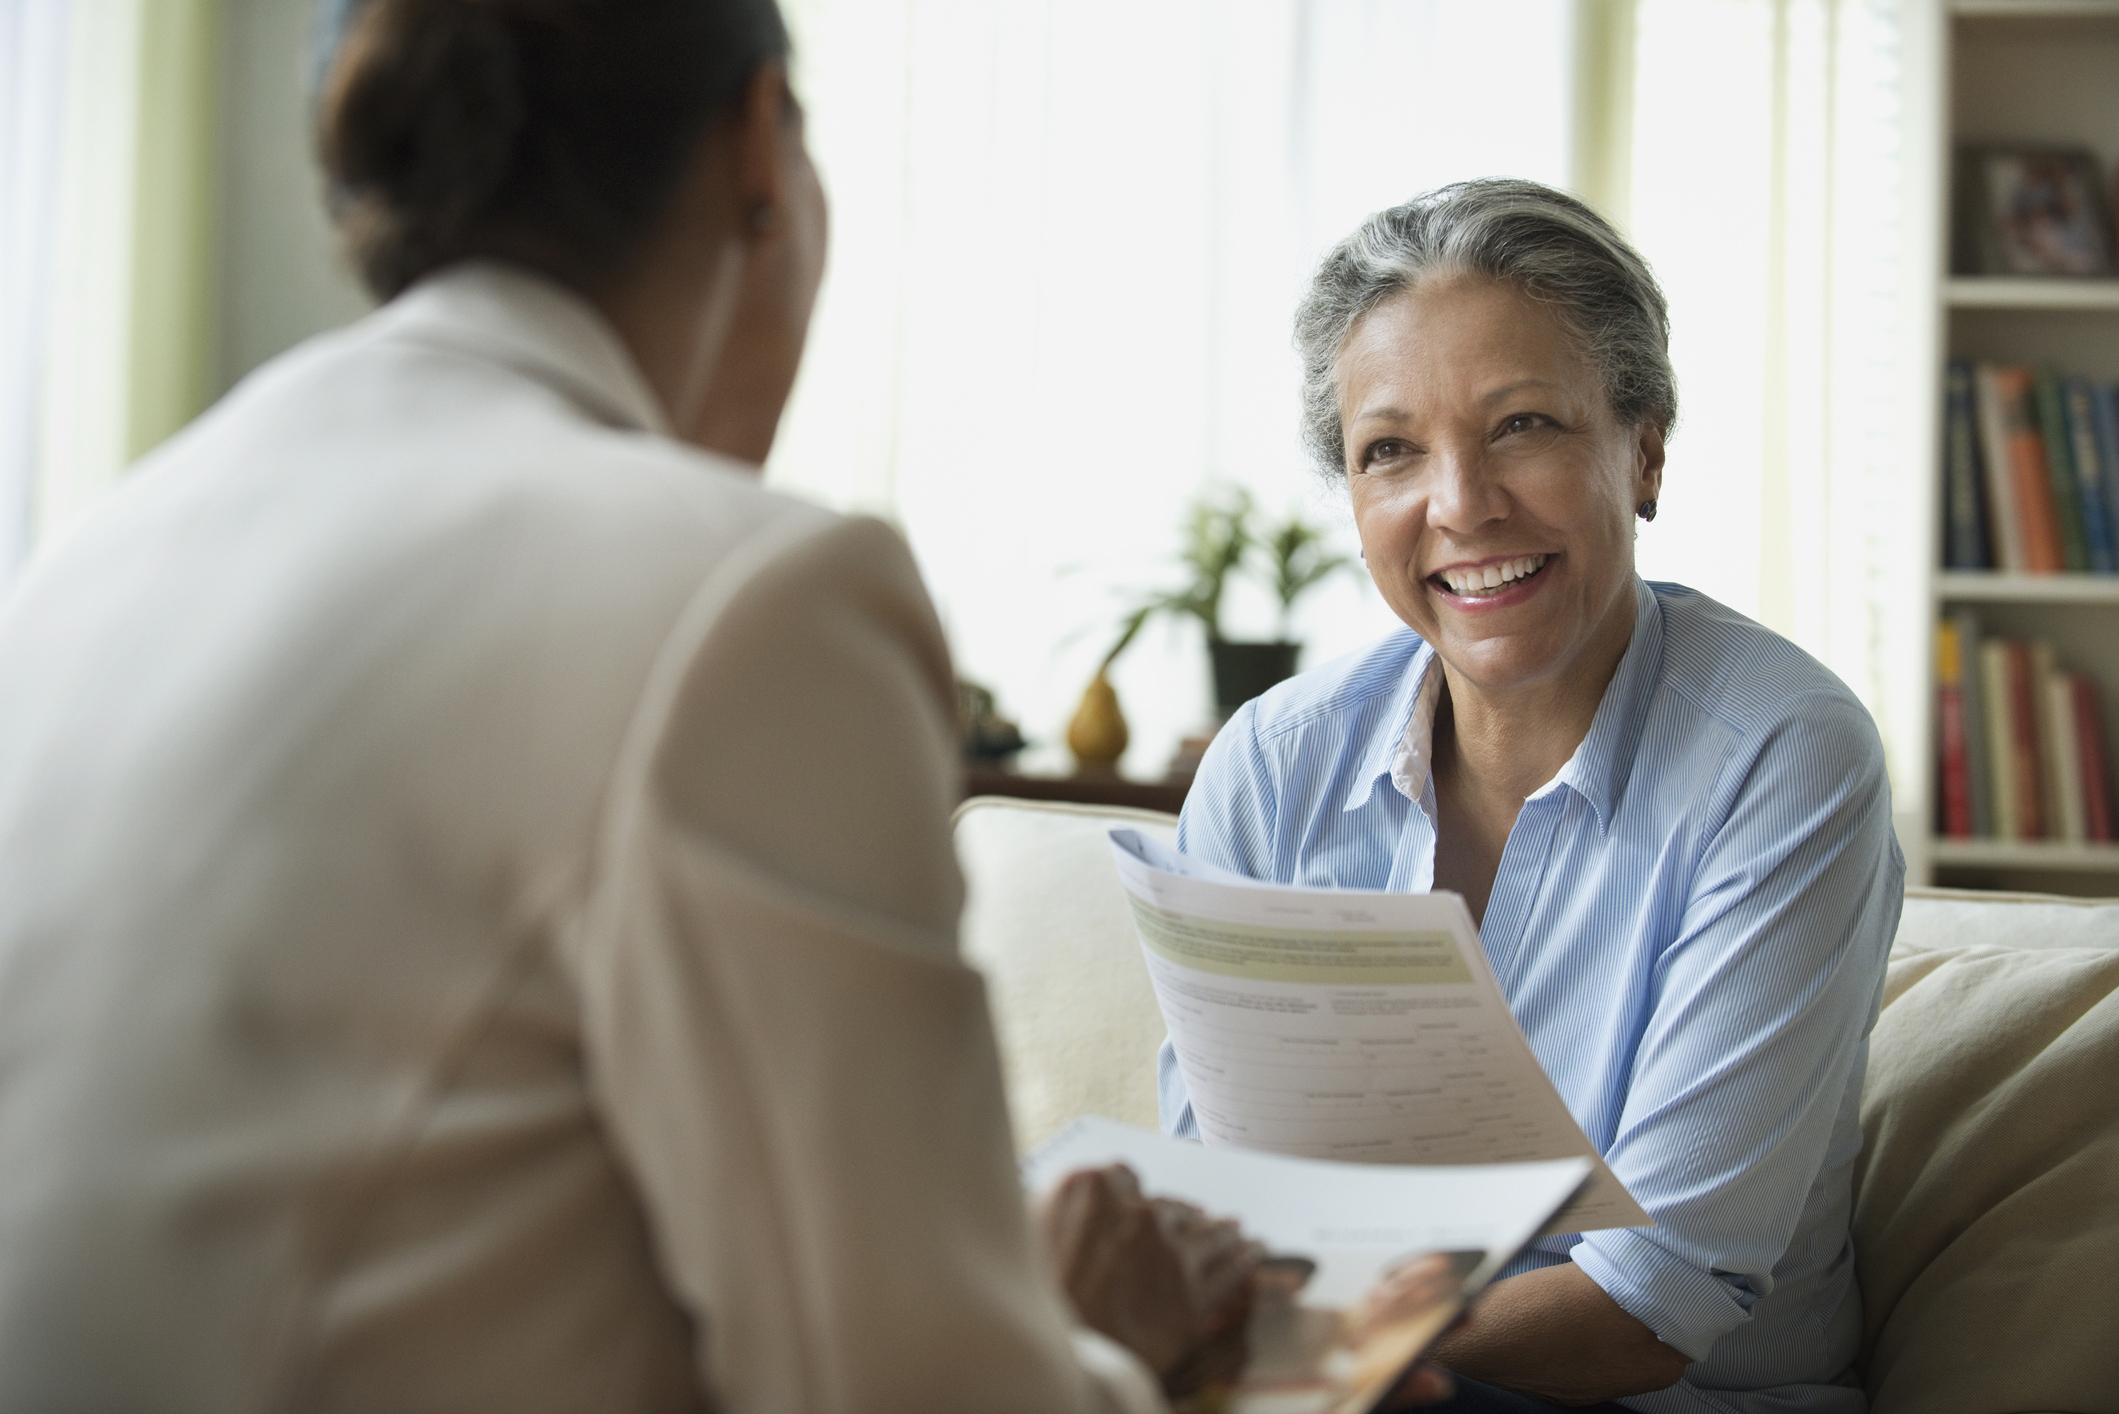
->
<box><xmin>0</xmin><ymin>2</ymin><xmax>1265</xmax><ymax>1410</ymax></box>
<box><xmin>1160</xmin><ymin>180</ymin><xmax>1902</xmax><ymax>1414</ymax></box>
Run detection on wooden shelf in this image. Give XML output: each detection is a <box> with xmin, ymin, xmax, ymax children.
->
<box><xmin>1935</xmin><ymin>571</ymin><xmax>2119</xmax><ymax>603</ymax></box>
<box><xmin>962</xmin><ymin>765</ymin><xmax>1191</xmax><ymax>816</ymax></box>
<box><xmin>1931</xmin><ymin>838</ymin><xmax>2119</xmax><ymax>871</ymax></box>
<box><xmin>1945</xmin><ymin>278</ymin><xmax>2119</xmax><ymax>311</ymax></box>
<box><xmin>1952</xmin><ymin>1</ymin><xmax>2119</xmax><ymax>19</ymax></box>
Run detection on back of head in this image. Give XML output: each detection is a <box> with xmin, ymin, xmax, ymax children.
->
<box><xmin>1294</xmin><ymin>177</ymin><xmax>1676</xmax><ymax>479</ymax></box>
<box><xmin>317</xmin><ymin>0</ymin><xmax>790</xmax><ymax>301</ymax></box>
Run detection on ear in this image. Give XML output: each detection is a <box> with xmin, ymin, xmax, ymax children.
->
<box><xmin>728</xmin><ymin>60</ymin><xmax>797</xmax><ymax>240</ymax></box>
<box><xmin>1634</xmin><ymin>419</ymin><xmax>1666</xmax><ymax>505</ymax></box>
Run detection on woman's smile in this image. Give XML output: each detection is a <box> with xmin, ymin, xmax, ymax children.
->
<box><xmin>1428</xmin><ymin>551</ymin><xmax>1555</xmax><ymax>606</ymax></box>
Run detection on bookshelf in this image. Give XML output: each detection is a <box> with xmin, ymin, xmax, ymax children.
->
<box><xmin>1913</xmin><ymin>1</ymin><xmax>2119</xmax><ymax>897</ymax></box>
<box><xmin>1944</xmin><ymin>276</ymin><xmax>2119</xmax><ymax>310</ymax></box>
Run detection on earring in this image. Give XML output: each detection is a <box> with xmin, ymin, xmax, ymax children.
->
<box><xmin>1636</xmin><ymin>499</ymin><xmax>1657</xmax><ymax>522</ymax></box>
<box><xmin>747</xmin><ymin>203</ymin><xmax>777</xmax><ymax>235</ymax></box>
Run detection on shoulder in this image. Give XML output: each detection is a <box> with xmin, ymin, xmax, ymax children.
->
<box><xmin>194</xmin><ymin>300</ymin><xmax>840</xmax><ymax>581</ymax></box>
<box><xmin>1646</xmin><ymin>582</ymin><xmax>1882</xmax><ymax>774</ymax></box>
<box><xmin>1239</xmin><ymin>628</ymin><xmax>1427</xmax><ymax>750</ymax></box>
<box><xmin>1638</xmin><ymin>587</ymin><xmax>1893</xmax><ymax>883</ymax></box>
<box><xmin>1180</xmin><ymin>628</ymin><xmax>1423</xmax><ymax>874</ymax></box>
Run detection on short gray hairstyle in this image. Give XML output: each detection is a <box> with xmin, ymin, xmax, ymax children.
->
<box><xmin>1294</xmin><ymin>177</ymin><xmax>1676</xmax><ymax>479</ymax></box>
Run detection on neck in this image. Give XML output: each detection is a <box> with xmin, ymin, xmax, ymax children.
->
<box><xmin>1434</xmin><ymin>587</ymin><xmax>1638</xmax><ymax>809</ymax></box>
<box><xmin>590</xmin><ymin>238</ymin><xmax>750</xmax><ymax>454</ymax></box>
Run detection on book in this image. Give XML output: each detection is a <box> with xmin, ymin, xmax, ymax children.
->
<box><xmin>2032</xmin><ymin>369</ymin><xmax>2090</xmax><ymax>572</ymax></box>
<box><xmin>2073</xmin><ymin>674</ymin><xmax>2114</xmax><ymax>844</ymax></box>
<box><xmin>1953</xmin><ymin>611</ymin><xmax>1993</xmax><ymax>838</ymax></box>
<box><xmin>1024</xmin><ymin>1117</ymin><xmax>1592</xmax><ymax>1414</ymax></box>
<box><xmin>2061</xmin><ymin>376</ymin><xmax>2117</xmax><ymax>572</ymax></box>
<box><xmin>2095</xmin><ymin>384</ymin><xmax>2119</xmax><ymax>567</ymax></box>
<box><xmin>1971</xmin><ymin>364</ymin><xmax>2028</xmax><ymax>571</ymax></box>
<box><xmin>1980</xmin><ymin>640</ymin><xmax>2019</xmax><ymax>840</ymax></box>
<box><xmin>2013</xmin><ymin>642</ymin><xmax>2050</xmax><ymax>839</ymax></box>
<box><xmin>1942</xmin><ymin>362</ymin><xmax>1991</xmax><ymax>569</ymax></box>
<box><xmin>1993</xmin><ymin>367</ymin><xmax>2066</xmax><ymax>573</ymax></box>
<box><xmin>2038</xmin><ymin>650</ymin><xmax>2087</xmax><ymax>844</ymax></box>
<box><xmin>1936</xmin><ymin>621</ymin><xmax>1973</xmax><ymax>838</ymax></box>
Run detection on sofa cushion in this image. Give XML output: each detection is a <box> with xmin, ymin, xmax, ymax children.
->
<box><xmin>953</xmin><ymin>797</ymin><xmax>1178</xmax><ymax>1151</ymax></box>
<box><xmin>1855</xmin><ymin>918</ymin><xmax>2119</xmax><ymax>1413</ymax></box>
<box><xmin>1892</xmin><ymin>885</ymin><xmax>2119</xmax><ymax>957</ymax></box>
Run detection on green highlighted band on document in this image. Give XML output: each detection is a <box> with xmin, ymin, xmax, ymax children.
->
<box><xmin>1108</xmin><ymin>828</ymin><xmax>1651</xmax><ymax>1235</ymax></box>
<box><xmin>1127</xmin><ymin>900</ymin><xmax>1474</xmax><ymax>986</ymax></box>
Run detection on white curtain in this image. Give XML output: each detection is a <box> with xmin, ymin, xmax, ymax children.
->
<box><xmin>0</xmin><ymin>0</ymin><xmax>219</xmax><ymax>589</ymax></box>
<box><xmin>1625</xmin><ymin>0</ymin><xmax>1923</xmax><ymax>816</ymax></box>
<box><xmin>773</xmin><ymin>0</ymin><xmax>1576</xmax><ymax>777</ymax></box>
<box><xmin>0</xmin><ymin>0</ymin><xmax>68</xmax><ymax>589</ymax></box>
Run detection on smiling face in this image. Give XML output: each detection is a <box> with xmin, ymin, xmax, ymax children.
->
<box><xmin>1338</xmin><ymin>273</ymin><xmax>1664</xmax><ymax>706</ymax></box>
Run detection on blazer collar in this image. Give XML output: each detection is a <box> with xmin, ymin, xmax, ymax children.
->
<box><xmin>375</xmin><ymin>261</ymin><xmax>673</xmax><ymax>440</ymax></box>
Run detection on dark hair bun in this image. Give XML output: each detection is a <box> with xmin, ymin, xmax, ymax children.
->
<box><xmin>318</xmin><ymin>0</ymin><xmax>790</xmax><ymax>300</ymax></box>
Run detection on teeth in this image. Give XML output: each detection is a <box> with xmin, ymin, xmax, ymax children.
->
<box><xmin>1439</xmin><ymin>554</ymin><xmax>1547</xmax><ymax>596</ymax></box>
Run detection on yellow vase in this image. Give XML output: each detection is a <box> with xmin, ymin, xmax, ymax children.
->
<box><xmin>1067</xmin><ymin>670</ymin><xmax>1129</xmax><ymax>773</ymax></box>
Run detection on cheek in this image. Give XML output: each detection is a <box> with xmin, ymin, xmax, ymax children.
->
<box><xmin>1348</xmin><ymin>479</ymin><xmax>1425</xmax><ymax>555</ymax></box>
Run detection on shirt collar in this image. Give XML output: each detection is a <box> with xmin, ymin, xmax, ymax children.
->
<box><xmin>1344</xmin><ymin>578</ymin><xmax>1664</xmax><ymax>831</ymax></box>
<box><xmin>1342</xmin><ymin>637</ymin><xmax>1441</xmax><ymax>815</ymax></box>
<box><xmin>373</xmin><ymin>260</ymin><xmax>673</xmax><ymax>440</ymax></box>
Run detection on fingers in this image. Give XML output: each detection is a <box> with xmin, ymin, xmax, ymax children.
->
<box><xmin>1036</xmin><ymin>1165</ymin><xmax>1262</xmax><ymax>1392</ymax></box>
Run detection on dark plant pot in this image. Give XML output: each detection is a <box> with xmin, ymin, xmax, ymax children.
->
<box><xmin>1209</xmin><ymin>639</ymin><xmax>1300</xmax><ymax>717</ymax></box>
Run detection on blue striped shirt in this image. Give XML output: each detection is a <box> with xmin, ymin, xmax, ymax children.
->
<box><xmin>1160</xmin><ymin>579</ymin><xmax>1902</xmax><ymax>1414</ymax></box>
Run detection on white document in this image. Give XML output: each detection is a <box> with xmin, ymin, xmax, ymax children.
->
<box><xmin>1110</xmin><ymin>829</ymin><xmax>1650</xmax><ymax>1235</ymax></box>
<box><xmin>1025</xmin><ymin>1116</ymin><xmax>1592</xmax><ymax>1304</ymax></box>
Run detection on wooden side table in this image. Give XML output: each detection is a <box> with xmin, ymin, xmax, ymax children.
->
<box><xmin>961</xmin><ymin>765</ymin><xmax>1192</xmax><ymax>817</ymax></box>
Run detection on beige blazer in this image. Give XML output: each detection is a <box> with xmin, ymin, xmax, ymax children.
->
<box><xmin>0</xmin><ymin>265</ymin><xmax>1160</xmax><ymax>1414</ymax></box>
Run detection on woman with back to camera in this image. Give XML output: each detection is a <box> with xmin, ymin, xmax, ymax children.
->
<box><xmin>1159</xmin><ymin>180</ymin><xmax>1903</xmax><ymax>1414</ymax></box>
<box><xmin>0</xmin><ymin>2</ymin><xmax>1308</xmax><ymax>1409</ymax></box>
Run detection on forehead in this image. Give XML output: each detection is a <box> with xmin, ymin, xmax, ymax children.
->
<box><xmin>1337</xmin><ymin>274</ymin><xmax>1595</xmax><ymax>413</ymax></box>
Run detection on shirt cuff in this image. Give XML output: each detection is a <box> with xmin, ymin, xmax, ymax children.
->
<box><xmin>1069</xmin><ymin>1327</ymin><xmax>1168</xmax><ymax>1414</ymax></box>
<box><xmin>1157</xmin><ymin>1037</ymin><xmax>1200</xmax><ymax>1138</ymax></box>
<box><xmin>1570</xmin><ymin>1228</ymin><xmax>1753</xmax><ymax>1363</ymax></box>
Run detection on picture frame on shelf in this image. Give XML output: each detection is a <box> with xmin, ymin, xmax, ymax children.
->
<box><xmin>1953</xmin><ymin>145</ymin><xmax>2115</xmax><ymax>278</ymax></box>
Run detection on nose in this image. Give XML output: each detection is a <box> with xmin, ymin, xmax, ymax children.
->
<box><xmin>1424</xmin><ymin>441</ymin><xmax>1509</xmax><ymax>535</ymax></box>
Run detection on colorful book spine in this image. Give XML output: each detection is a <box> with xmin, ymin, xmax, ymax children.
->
<box><xmin>1936</xmin><ymin>621</ymin><xmax>1972</xmax><ymax>837</ymax></box>
<box><xmin>2062</xmin><ymin>376</ymin><xmax>2117</xmax><ymax>573</ymax></box>
<box><xmin>1942</xmin><ymin>362</ymin><xmax>1991</xmax><ymax>569</ymax></box>
<box><xmin>2032</xmin><ymin>370</ymin><xmax>2090</xmax><ymax>572</ymax></box>
<box><xmin>2095</xmin><ymin>383</ymin><xmax>2119</xmax><ymax>569</ymax></box>
<box><xmin>2005</xmin><ymin>640</ymin><xmax>2045</xmax><ymax>838</ymax></box>
<box><xmin>2038</xmin><ymin>651</ymin><xmax>2087</xmax><ymax>844</ymax></box>
<box><xmin>1997</xmin><ymin>367</ymin><xmax>2066</xmax><ymax>573</ymax></box>
<box><xmin>1953</xmin><ymin>610</ymin><xmax>1992</xmax><ymax>837</ymax></box>
<box><xmin>1972</xmin><ymin>364</ymin><xmax>2027</xmax><ymax>571</ymax></box>
<box><xmin>1980</xmin><ymin>640</ymin><xmax>2019</xmax><ymax>840</ymax></box>
<box><xmin>2074</xmin><ymin>674</ymin><xmax>2114</xmax><ymax>844</ymax></box>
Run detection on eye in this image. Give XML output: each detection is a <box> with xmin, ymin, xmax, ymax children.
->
<box><xmin>1359</xmin><ymin>438</ymin><xmax>1416</xmax><ymax>470</ymax></box>
<box><xmin>1498</xmin><ymin>412</ymin><xmax>1556</xmax><ymax>437</ymax></box>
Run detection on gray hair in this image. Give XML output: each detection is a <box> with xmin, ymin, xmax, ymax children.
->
<box><xmin>1294</xmin><ymin>178</ymin><xmax>1676</xmax><ymax>479</ymax></box>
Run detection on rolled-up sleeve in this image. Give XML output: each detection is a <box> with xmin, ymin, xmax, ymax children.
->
<box><xmin>1572</xmin><ymin>691</ymin><xmax>1900</xmax><ymax>1360</ymax></box>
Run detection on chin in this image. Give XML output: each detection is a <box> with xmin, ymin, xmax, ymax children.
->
<box><xmin>1434</xmin><ymin>633</ymin><xmax>1570</xmax><ymax>691</ymax></box>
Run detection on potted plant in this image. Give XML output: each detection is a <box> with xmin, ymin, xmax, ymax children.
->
<box><xmin>1089</xmin><ymin>488</ymin><xmax>1356</xmax><ymax>727</ymax></box>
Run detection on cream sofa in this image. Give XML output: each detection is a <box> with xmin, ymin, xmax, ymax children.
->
<box><xmin>955</xmin><ymin>796</ymin><xmax>2119</xmax><ymax>1414</ymax></box>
